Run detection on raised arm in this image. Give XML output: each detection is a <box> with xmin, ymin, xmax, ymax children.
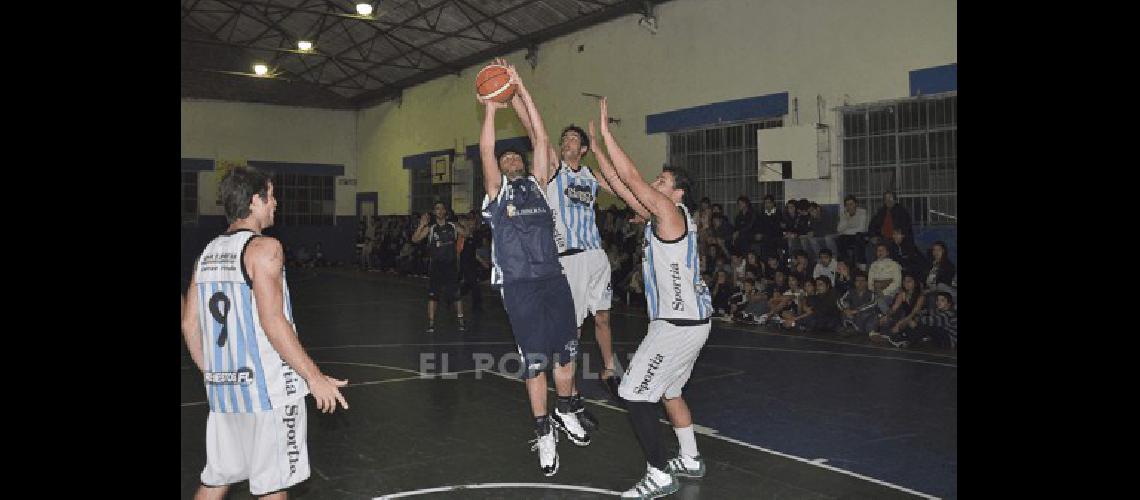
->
<box><xmin>506</xmin><ymin>65</ymin><xmax>551</xmax><ymax>189</ymax></box>
<box><xmin>596</xmin><ymin>97</ymin><xmax>683</xmax><ymax>239</ymax></box>
<box><xmin>588</xmin><ymin>120</ymin><xmax>650</xmax><ymax>220</ymax></box>
<box><xmin>478</xmin><ymin>98</ymin><xmax>507</xmax><ymax>200</ymax></box>
<box><xmin>498</xmin><ymin>58</ymin><xmax>559</xmax><ymax>178</ymax></box>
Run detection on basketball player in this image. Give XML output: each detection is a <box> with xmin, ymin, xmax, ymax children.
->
<box><xmin>478</xmin><ymin>63</ymin><xmax>591</xmax><ymax>476</ymax></box>
<box><xmin>412</xmin><ymin>201</ymin><xmax>467</xmax><ymax>333</ymax></box>
<box><xmin>490</xmin><ymin>58</ymin><xmax>620</xmax><ymax>427</ymax></box>
<box><xmin>181</xmin><ymin>166</ymin><xmax>349</xmax><ymax>500</ymax></box>
<box><xmin>589</xmin><ymin>98</ymin><xmax>712</xmax><ymax>498</ymax></box>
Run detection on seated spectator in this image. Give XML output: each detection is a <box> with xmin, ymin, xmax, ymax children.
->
<box><xmin>887</xmin><ymin>291</ymin><xmax>957</xmax><ymax>349</ymax></box>
<box><xmin>922</xmin><ymin>241</ymin><xmax>957</xmax><ymax>312</ymax></box>
<box><xmin>888</xmin><ymin>228</ymin><xmax>927</xmax><ymax>277</ymax></box>
<box><xmin>839</xmin><ymin>273</ymin><xmax>881</xmax><ymax>338</ymax></box>
<box><xmin>696</xmin><ymin>197</ymin><xmax>713</xmax><ymax>241</ymax></box>
<box><xmin>731</xmin><ymin>278</ymin><xmax>771</xmax><ymax>324</ymax></box>
<box><xmin>709</xmin><ymin>214</ymin><xmax>733</xmax><ymax>256</ymax></box>
<box><xmin>867</xmin><ymin>243</ymin><xmax>903</xmax><ymax>313</ymax></box>
<box><xmin>875</xmin><ymin>274</ymin><xmax>925</xmax><ymax>341</ymax></box>
<box><xmin>765</xmin><ymin>255</ymin><xmax>786</xmax><ymax>280</ymax></box>
<box><xmin>779</xmin><ymin>200</ymin><xmax>798</xmax><ymax>257</ymax></box>
<box><xmin>711</xmin><ymin>270</ymin><xmax>738</xmax><ymax>319</ymax></box>
<box><xmin>867</xmin><ymin>190</ymin><xmax>913</xmax><ymax>263</ymax></box>
<box><xmin>745</xmin><ymin>252</ymin><xmax>763</xmax><ymax>280</ymax></box>
<box><xmin>788</xmin><ymin>249</ymin><xmax>813</xmax><ymax>284</ymax></box>
<box><xmin>731</xmin><ymin>254</ymin><xmax>748</xmax><ymax>284</ymax></box>
<box><xmin>813</xmin><ymin>248</ymin><xmax>837</xmax><ymax>283</ymax></box>
<box><xmin>764</xmin><ymin>274</ymin><xmax>805</xmax><ymax>326</ymax></box>
<box><xmin>785</xmin><ymin>276</ymin><xmax>842</xmax><ymax>333</ymax></box>
<box><xmin>835</xmin><ymin>195</ymin><xmax>870</xmax><ymax>268</ymax></box>
<box><xmin>833</xmin><ymin>260</ymin><xmax>853</xmax><ymax>296</ymax></box>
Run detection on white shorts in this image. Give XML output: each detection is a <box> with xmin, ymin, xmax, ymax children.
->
<box><xmin>618</xmin><ymin>319</ymin><xmax>711</xmax><ymax>402</ymax></box>
<box><xmin>559</xmin><ymin>249</ymin><xmax>612</xmax><ymax>327</ymax></box>
<box><xmin>200</xmin><ymin>401</ymin><xmax>310</xmax><ymax>496</ymax></box>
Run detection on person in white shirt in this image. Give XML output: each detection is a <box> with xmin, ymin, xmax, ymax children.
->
<box><xmin>812</xmin><ymin>248</ymin><xmax>838</xmax><ymax>282</ymax></box>
<box><xmin>835</xmin><ymin>195</ymin><xmax>869</xmax><ymax>268</ymax></box>
<box><xmin>867</xmin><ymin>243</ymin><xmax>903</xmax><ymax>320</ymax></box>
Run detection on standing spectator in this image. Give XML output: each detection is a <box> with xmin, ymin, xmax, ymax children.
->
<box><xmin>460</xmin><ymin>217</ymin><xmax>485</xmax><ymax>310</ymax></box>
<box><xmin>867</xmin><ymin>243</ymin><xmax>903</xmax><ymax>315</ymax></box>
<box><xmin>780</xmin><ymin>200</ymin><xmax>798</xmax><ymax>256</ymax></box>
<box><xmin>756</xmin><ymin>195</ymin><xmax>783</xmax><ymax>261</ymax></box>
<box><xmin>812</xmin><ymin>248</ymin><xmax>838</xmax><ymax>283</ymax></box>
<box><xmin>733</xmin><ymin>196</ymin><xmax>757</xmax><ymax>256</ymax></box>
<box><xmin>868</xmin><ymin>190</ymin><xmax>914</xmax><ymax>256</ymax></box>
<box><xmin>836</xmin><ymin>195</ymin><xmax>869</xmax><ymax>268</ymax></box>
<box><xmin>922</xmin><ymin>241</ymin><xmax>957</xmax><ymax>310</ymax></box>
<box><xmin>696</xmin><ymin>197</ymin><xmax>713</xmax><ymax>242</ymax></box>
<box><xmin>709</xmin><ymin>214</ymin><xmax>733</xmax><ymax>256</ymax></box>
<box><xmin>839</xmin><ymin>273</ymin><xmax>880</xmax><ymax>337</ymax></box>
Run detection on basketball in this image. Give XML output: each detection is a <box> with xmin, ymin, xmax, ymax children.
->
<box><xmin>475</xmin><ymin>64</ymin><xmax>515</xmax><ymax>103</ymax></box>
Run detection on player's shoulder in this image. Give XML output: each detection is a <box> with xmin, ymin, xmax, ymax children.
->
<box><xmin>246</xmin><ymin>235</ymin><xmax>283</xmax><ymax>257</ymax></box>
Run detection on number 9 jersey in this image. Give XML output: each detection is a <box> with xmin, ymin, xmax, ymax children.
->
<box><xmin>193</xmin><ymin>229</ymin><xmax>310</xmax><ymax>414</ymax></box>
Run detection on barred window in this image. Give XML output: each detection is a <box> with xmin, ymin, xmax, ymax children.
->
<box><xmin>270</xmin><ymin>173</ymin><xmax>335</xmax><ymax>226</ymax></box>
<box><xmin>840</xmin><ymin>93</ymin><xmax>956</xmax><ymax>226</ymax></box>
<box><xmin>667</xmin><ymin>119</ymin><xmax>785</xmax><ymax>218</ymax></box>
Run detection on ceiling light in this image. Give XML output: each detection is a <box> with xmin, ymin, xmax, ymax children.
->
<box><xmin>355</xmin><ymin>2</ymin><xmax>373</xmax><ymax>16</ymax></box>
<box><xmin>297</xmin><ymin>40</ymin><xmax>313</xmax><ymax>52</ymax></box>
<box><xmin>253</xmin><ymin>63</ymin><xmax>269</xmax><ymax>76</ymax></box>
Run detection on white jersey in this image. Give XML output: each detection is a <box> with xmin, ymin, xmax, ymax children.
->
<box><xmin>642</xmin><ymin>204</ymin><xmax>713</xmax><ymax>321</ymax></box>
<box><xmin>546</xmin><ymin>161</ymin><xmax>603</xmax><ymax>253</ymax></box>
<box><xmin>194</xmin><ymin>230</ymin><xmax>310</xmax><ymax>414</ymax></box>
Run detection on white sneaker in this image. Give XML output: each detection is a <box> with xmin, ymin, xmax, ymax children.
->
<box><xmin>621</xmin><ymin>465</ymin><xmax>678</xmax><ymax>499</ymax></box>
<box><xmin>665</xmin><ymin>454</ymin><xmax>706</xmax><ymax>478</ymax></box>
<box><xmin>529</xmin><ymin>428</ymin><xmax>559</xmax><ymax>476</ymax></box>
<box><xmin>552</xmin><ymin>409</ymin><xmax>592</xmax><ymax>446</ymax></box>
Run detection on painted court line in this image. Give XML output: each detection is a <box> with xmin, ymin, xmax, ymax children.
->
<box><xmin>478</xmin><ymin>369</ymin><xmax>939</xmax><ymax>500</ymax></box>
<box><xmin>374</xmin><ymin>482</ymin><xmax>622</xmax><ymax>499</ymax></box>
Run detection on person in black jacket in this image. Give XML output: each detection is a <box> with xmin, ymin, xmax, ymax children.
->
<box><xmin>867</xmin><ymin>190</ymin><xmax>914</xmax><ymax>250</ymax></box>
<box><xmin>756</xmin><ymin>194</ymin><xmax>783</xmax><ymax>261</ymax></box>
<box><xmin>888</xmin><ymin>228</ymin><xmax>927</xmax><ymax>277</ymax></box>
<box><xmin>732</xmin><ymin>195</ymin><xmax>758</xmax><ymax>257</ymax></box>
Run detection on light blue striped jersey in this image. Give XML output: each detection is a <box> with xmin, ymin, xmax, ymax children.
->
<box><xmin>642</xmin><ymin>204</ymin><xmax>713</xmax><ymax>321</ymax></box>
<box><xmin>194</xmin><ymin>230</ymin><xmax>310</xmax><ymax>413</ymax></box>
<box><xmin>546</xmin><ymin>162</ymin><xmax>603</xmax><ymax>253</ymax></box>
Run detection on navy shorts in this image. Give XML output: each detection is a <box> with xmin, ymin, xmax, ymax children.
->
<box><xmin>428</xmin><ymin>262</ymin><xmax>459</xmax><ymax>302</ymax></box>
<box><xmin>501</xmin><ymin>274</ymin><xmax>579</xmax><ymax>380</ymax></box>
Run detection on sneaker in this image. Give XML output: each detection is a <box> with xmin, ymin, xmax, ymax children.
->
<box><xmin>425</xmin><ymin>324</ymin><xmax>435</xmax><ymax>334</ymax></box>
<box><xmin>529</xmin><ymin>428</ymin><xmax>559</xmax><ymax>476</ymax></box>
<box><xmin>576</xmin><ymin>405</ymin><xmax>600</xmax><ymax>433</ymax></box>
<box><xmin>868</xmin><ymin>331</ymin><xmax>881</xmax><ymax>339</ymax></box>
<box><xmin>551</xmin><ymin>409</ymin><xmax>592</xmax><ymax>446</ymax></box>
<box><xmin>886</xmin><ymin>333</ymin><xmax>909</xmax><ymax>349</ymax></box>
<box><xmin>457</xmin><ymin>317</ymin><xmax>466</xmax><ymax>332</ymax></box>
<box><xmin>601</xmin><ymin>370</ymin><xmax>622</xmax><ymax>402</ymax></box>
<box><xmin>665</xmin><ymin>455</ymin><xmax>706</xmax><ymax>479</ymax></box>
<box><xmin>621</xmin><ymin>465</ymin><xmax>678</xmax><ymax>499</ymax></box>
<box><xmin>756</xmin><ymin>314</ymin><xmax>769</xmax><ymax>326</ymax></box>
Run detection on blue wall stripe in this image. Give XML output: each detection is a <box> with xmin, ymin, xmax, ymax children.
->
<box><xmin>909</xmin><ymin>63</ymin><xmax>957</xmax><ymax>96</ymax></box>
<box><xmin>645</xmin><ymin>92</ymin><xmax>789</xmax><ymax>134</ymax></box>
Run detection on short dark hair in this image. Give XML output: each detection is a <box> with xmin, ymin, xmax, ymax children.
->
<box><xmin>819</xmin><ymin>248</ymin><xmax>832</xmax><ymax>257</ymax></box>
<box><xmin>218</xmin><ymin>166</ymin><xmax>272</xmax><ymax>223</ymax></box>
<box><xmin>844</xmin><ymin>194</ymin><xmax>857</xmax><ymax>204</ymax></box>
<box><xmin>763</xmin><ymin>194</ymin><xmax>775</xmax><ymax>202</ymax></box>
<box><xmin>814</xmin><ymin>276</ymin><xmax>832</xmax><ymax>288</ymax></box>
<box><xmin>560</xmin><ymin>125</ymin><xmax>589</xmax><ymax>153</ymax></box>
<box><xmin>935</xmin><ymin>291</ymin><xmax>954</xmax><ymax>305</ymax></box>
<box><xmin>793</xmin><ymin>249</ymin><xmax>807</xmax><ymax>258</ymax></box>
<box><xmin>700</xmin><ymin>197</ymin><xmax>711</xmax><ymax>204</ymax></box>
<box><xmin>497</xmin><ymin>148</ymin><xmax>529</xmax><ymax>170</ymax></box>
<box><xmin>875</xmin><ymin>242</ymin><xmax>890</xmax><ymax>252</ymax></box>
<box><xmin>743</xmin><ymin>277</ymin><xmax>756</xmax><ymax>286</ymax></box>
<box><xmin>737</xmin><ymin>195</ymin><xmax>751</xmax><ymax>204</ymax></box>
<box><xmin>663</xmin><ymin>166</ymin><xmax>694</xmax><ymax>208</ymax></box>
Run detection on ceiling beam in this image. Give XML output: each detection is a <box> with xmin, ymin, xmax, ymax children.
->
<box><xmin>350</xmin><ymin>0</ymin><xmax>676</xmax><ymax>108</ymax></box>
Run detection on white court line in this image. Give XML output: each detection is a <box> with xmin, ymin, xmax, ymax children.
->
<box><xmin>477</xmin><ymin>369</ymin><xmax>940</xmax><ymax>500</ymax></box>
<box><xmin>374</xmin><ymin>482</ymin><xmax>621</xmax><ymax>499</ymax></box>
<box><xmin>607</xmin><ymin>309</ymin><xmax>959</xmax><ymax>361</ymax></box>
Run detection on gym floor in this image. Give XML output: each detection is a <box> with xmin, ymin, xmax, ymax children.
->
<box><xmin>180</xmin><ymin>268</ymin><xmax>957</xmax><ymax>499</ymax></box>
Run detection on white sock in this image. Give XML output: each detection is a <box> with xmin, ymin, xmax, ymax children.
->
<box><xmin>674</xmin><ymin>426</ymin><xmax>699</xmax><ymax>458</ymax></box>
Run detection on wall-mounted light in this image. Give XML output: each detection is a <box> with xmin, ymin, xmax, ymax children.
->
<box><xmin>297</xmin><ymin>40</ymin><xmax>313</xmax><ymax>52</ymax></box>
<box><xmin>253</xmin><ymin>63</ymin><xmax>269</xmax><ymax>76</ymax></box>
<box><xmin>356</xmin><ymin>2</ymin><xmax>373</xmax><ymax>16</ymax></box>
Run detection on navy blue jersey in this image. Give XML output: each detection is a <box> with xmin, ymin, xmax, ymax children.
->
<box><xmin>481</xmin><ymin>175</ymin><xmax>564</xmax><ymax>286</ymax></box>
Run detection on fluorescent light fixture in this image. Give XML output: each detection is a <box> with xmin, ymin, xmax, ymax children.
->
<box><xmin>355</xmin><ymin>2</ymin><xmax>373</xmax><ymax>16</ymax></box>
<box><xmin>297</xmin><ymin>40</ymin><xmax>313</xmax><ymax>51</ymax></box>
<box><xmin>253</xmin><ymin>63</ymin><xmax>269</xmax><ymax>76</ymax></box>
